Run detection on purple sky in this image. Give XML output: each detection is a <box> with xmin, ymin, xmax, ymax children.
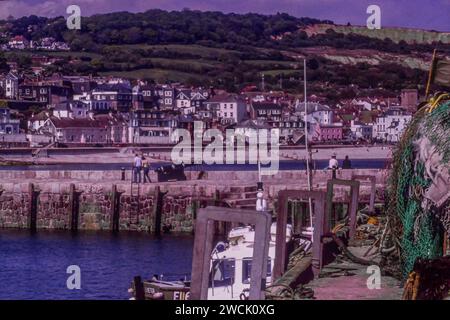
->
<box><xmin>0</xmin><ymin>0</ymin><xmax>449</xmax><ymax>31</ymax></box>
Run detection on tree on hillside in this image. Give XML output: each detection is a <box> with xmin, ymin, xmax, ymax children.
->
<box><xmin>0</xmin><ymin>52</ymin><xmax>8</xmax><ymax>73</ymax></box>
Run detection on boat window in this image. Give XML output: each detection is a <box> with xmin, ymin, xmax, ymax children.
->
<box><xmin>210</xmin><ymin>258</ymin><xmax>235</xmax><ymax>287</ymax></box>
<box><xmin>242</xmin><ymin>257</ymin><xmax>271</xmax><ymax>284</ymax></box>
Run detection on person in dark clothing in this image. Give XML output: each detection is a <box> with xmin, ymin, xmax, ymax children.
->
<box><xmin>342</xmin><ymin>155</ymin><xmax>352</xmax><ymax>169</ymax></box>
<box><xmin>142</xmin><ymin>156</ymin><xmax>151</xmax><ymax>183</ymax></box>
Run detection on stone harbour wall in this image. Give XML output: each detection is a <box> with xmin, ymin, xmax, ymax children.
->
<box><xmin>0</xmin><ymin>169</ymin><xmax>390</xmax><ymax>233</ymax></box>
<box><xmin>0</xmin><ymin>182</ymin><xmax>211</xmax><ymax>233</ymax></box>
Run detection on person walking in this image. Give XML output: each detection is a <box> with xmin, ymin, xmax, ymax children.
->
<box><xmin>142</xmin><ymin>156</ymin><xmax>151</xmax><ymax>183</ymax></box>
<box><xmin>342</xmin><ymin>155</ymin><xmax>352</xmax><ymax>169</ymax></box>
<box><xmin>133</xmin><ymin>154</ymin><xmax>142</xmax><ymax>183</ymax></box>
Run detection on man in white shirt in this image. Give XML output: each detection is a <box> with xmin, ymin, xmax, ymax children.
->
<box><xmin>328</xmin><ymin>155</ymin><xmax>339</xmax><ymax>169</ymax></box>
<box><xmin>255</xmin><ymin>182</ymin><xmax>268</xmax><ymax>212</ymax></box>
<box><xmin>256</xmin><ymin>191</ymin><xmax>267</xmax><ymax>212</ymax></box>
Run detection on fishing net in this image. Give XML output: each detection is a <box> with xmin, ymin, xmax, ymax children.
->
<box><xmin>386</xmin><ymin>96</ymin><xmax>450</xmax><ymax>279</ymax></box>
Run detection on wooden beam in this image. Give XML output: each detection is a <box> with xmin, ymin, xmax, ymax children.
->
<box><xmin>352</xmin><ymin>175</ymin><xmax>376</xmax><ymax>213</ymax></box>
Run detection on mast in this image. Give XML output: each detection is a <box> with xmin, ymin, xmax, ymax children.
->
<box><xmin>303</xmin><ymin>59</ymin><xmax>314</xmax><ymax>231</ymax></box>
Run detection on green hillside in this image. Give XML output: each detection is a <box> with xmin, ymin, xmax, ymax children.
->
<box><xmin>1</xmin><ymin>10</ymin><xmax>449</xmax><ymax>99</ymax></box>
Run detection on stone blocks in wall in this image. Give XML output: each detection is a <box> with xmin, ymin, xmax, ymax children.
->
<box><xmin>0</xmin><ymin>182</ymin><xmax>197</xmax><ymax>233</ymax></box>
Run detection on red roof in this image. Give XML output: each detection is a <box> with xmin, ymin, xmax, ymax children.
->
<box><xmin>12</xmin><ymin>35</ymin><xmax>26</xmax><ymax>41</ymax></box>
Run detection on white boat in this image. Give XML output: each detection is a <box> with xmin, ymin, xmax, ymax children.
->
<box><xmin>207</xmin><ymin>222</ymin><xmax>296</xmax><ymax>300</ymax></box>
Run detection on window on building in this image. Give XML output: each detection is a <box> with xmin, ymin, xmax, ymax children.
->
<box><xmin>211</xmin><ymin>258</ymin><xmax>236</xmax><ymax>287</ymax></box>
<box><xmin>242</xmin><ymin>258</ymin><xmax>271</xmax><ymax>284</ymax></box>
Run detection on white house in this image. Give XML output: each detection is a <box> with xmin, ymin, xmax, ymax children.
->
<box><xmin>176</xmin><ymin>90</ymin><xmax>194</xmax><ymax>114</ymax></box>
<box><xmin>2</xmin><ymin>72</ymin><xmax>19</xmax><ymax>100</ymax></box>
<box><xmin>28</xmin><ymin>111</ymin><xmax>50</xmax><ymax>132</ymax></box>
<box><xmin>352</xmin><ymin>99</ymin><xmax>373</xmax><ymax>111</ymax></box>
<box><xmin>206</xmin><ymin>94</ymin><xmax>247</xmax><ymax>125</ymax></box>
<box><xmin>297</xmin><ymin>102</ymin><xmax>334</xmax><ymax>125</ymax></box>
<box><xmin>53</xmin><ymin>100</ymin><xmax>89</xmax><ymax>119</ymax></box>
<box><xmin>372</xmin><ymin>107</ymin><xmax>412</xmax><ymax>142</ymax></box>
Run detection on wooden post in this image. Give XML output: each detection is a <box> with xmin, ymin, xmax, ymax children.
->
<box><xmin>27</xmin><ymin>183</ymin><xmax>38</xmax><ymax>231</ymax></box>
<box><xmin>153</xmin><ymin>186</ymin><xmax>165</xmax><ymax>236</ymax></box>
<box><xmin>213</xmin><ymin>190</ymin><xmax>220</xmax><ymax>205</ymax></box>
<box><xmin>191</xmin><ymin>199</ymin><xmax>199</xmax><ymax>235</ymax></box>
<box><xmin>348</xmin><ymin>183</ymin><xmax>360</xmax><ymax>239</ymax></box>
<box><xmin>68</xmin><ymin>183</ymin><xmax>80</xmax><ymax>232</ymax></box>
<box><xmin>444</xmin><ymin>233</ymin><xmax>448</xmax><ymax>256</ymax></box>
<box><xmin>213</xmin><ymin>190</ymin><xmax>222</xmax><ymax>234</ymax></box>
<box><xmin>301</xmin><ymin>201</ymin><xmax>307</xmax><ymax>227</ymax></box>
<box><xmin>352</xmin><ymin>175</ymin><xmax>376</xmax><ymax>213</ymax></box>
<box><xmin>133</xmin><ymin>276</ymin><xmax>145</xmax><ymax>300</ymax></box>
<box><xmin>110</xmin><ymin>184</ymin><xmax>120</xmax><ymax>233</ymax></box>
<box><xmin>325</xmin><ymin>180</ymin><xmax>334</xmax><ymax>232</ymax></box>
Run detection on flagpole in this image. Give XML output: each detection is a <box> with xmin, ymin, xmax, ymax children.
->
<box><xmin>425</xmin><ymin>49</ymin><xmax>437</xmax><ymax>97</ymax></box>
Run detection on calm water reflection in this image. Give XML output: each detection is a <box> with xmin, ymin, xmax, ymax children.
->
<box><xmin>0</xmin><ymin>230</ymin><xmax>194</xmax><ymax>300</ymax></box>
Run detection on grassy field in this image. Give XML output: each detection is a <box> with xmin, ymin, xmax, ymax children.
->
<box><xmin>104</xmin><ymin>43</ymin><xmax>240</xmax><ymax>58</ymax></box>
<box><xmin>45</xmin><ymin>51</ymin><xmax>102</xmax><ymax>59</ymax></box>
<box><xmin>96</xmin><ymin>44</ymin><xmax>299</xmax><ymax>82</ymax></box>
<box><xmin>149</xmin><ymin>57</ymin><xmax>219</xmax><ymax>69</ymax></box>
<box><xmin>5</xmin><ymin>43</ymin><xmax>299</xmax><ymax>82</ymax></box>
<box><xmin>263</xmin><ymin>69</ymin><xmax>300</xmax><ymax>76</ymax></box>
<box><xmin>99</xmin><ymin>68</ymin><xmax>209</xmax><ymax>82</ymax></box>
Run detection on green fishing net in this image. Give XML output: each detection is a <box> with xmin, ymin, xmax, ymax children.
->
<box><xmin>387</xmin><ymin>98</ymin><xmax>449</xmax><ymax>279</ymax></box>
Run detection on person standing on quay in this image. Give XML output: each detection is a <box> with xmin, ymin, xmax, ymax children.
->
<box><xmin>326</xmin><ymin>154</ymin><xmax>339</xmax><ymax>179</ymax></box>
<box><xmin>133</xmin><ymin>154</ymin><xmax>142</xmax><ymax>183</ymax></box>
<box><xmin>142</xmin><ymin>156</ymin><xmax>151</xmax><ymax>183</ymax></box>
<box><xmin>327</xmin><ymin>154</ymin><xmax>339</xmax><ymax>170</ymax></box>
<box><xmin>342</xmin><ymin>155</ymin><xmax>352</xmax><ymax>169</ymax></box>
